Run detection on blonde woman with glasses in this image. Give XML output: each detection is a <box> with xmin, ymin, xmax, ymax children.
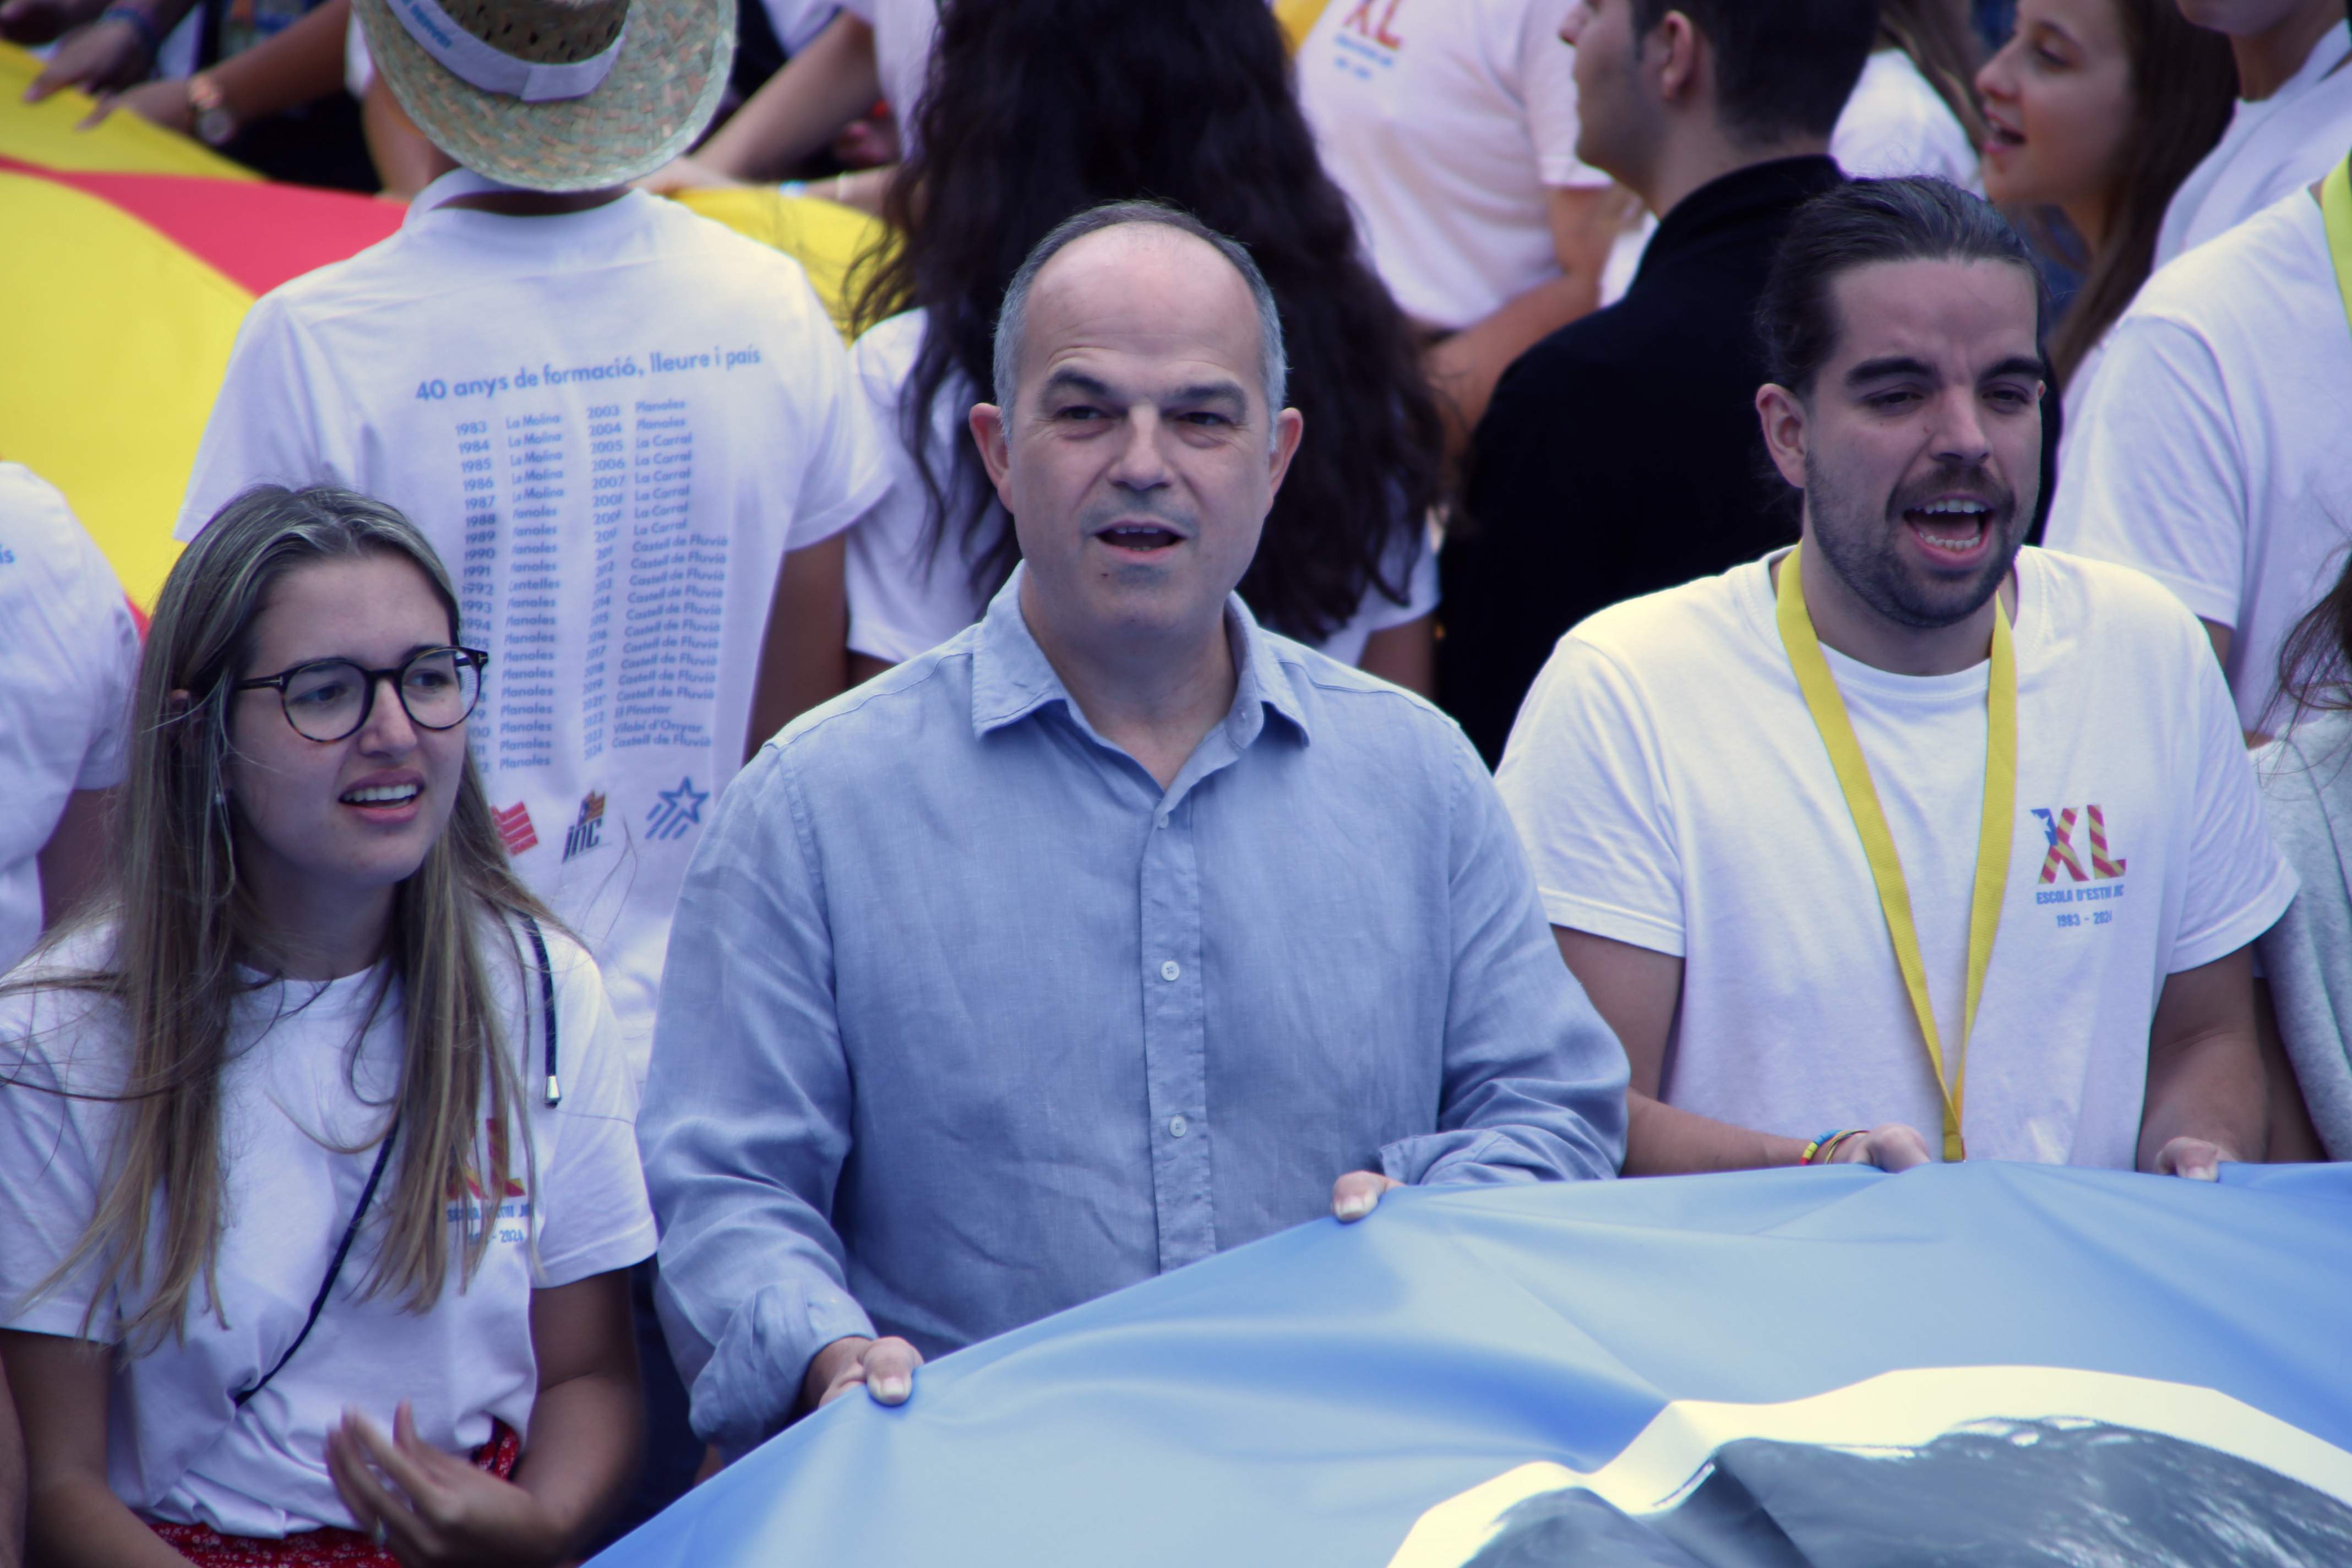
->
<box><xmin>0</xmin><ymin>486</ymin><xmax>654</xmax><ymax>1568</ymax></box>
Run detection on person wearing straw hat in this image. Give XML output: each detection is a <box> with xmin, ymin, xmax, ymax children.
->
<box><xmin>177</xmin><ymin>0</ymin><xmax>890</xmax><ymax>1095</ymax></box>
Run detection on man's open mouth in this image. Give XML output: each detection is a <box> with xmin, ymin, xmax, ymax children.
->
<box><xmin>1902</xmin><ymin>497</ymin><xmax>1993</xmax><ymax>556</ymax></box>
<box><xmin>1097</xmin><ymin>524</ymin><xmax>1183</xmax><ymax>553</ymax></box>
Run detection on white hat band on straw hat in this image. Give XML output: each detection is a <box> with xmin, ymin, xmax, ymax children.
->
<box><xmin>354</xmin><ymin>0</ymin><xmax>729</xmax><ymax>192</ymax></box>
<box><xmin>385</xmin><ymin>0</ymin><xmax>627</xmax><ymax>101</ymax></box>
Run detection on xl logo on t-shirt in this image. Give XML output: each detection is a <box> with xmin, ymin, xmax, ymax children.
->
<box><xmin>2033</xmin><ymin>805</ymin><xmax>2127</xmax><ymax>884</ymax></box>
<box><xmin>2032</xmin><ymin>805</ymin><xmax>2128</xmax><ymax>926</ymax></box>
<box><xmin>449</xmin><ymin>1118</ymin><xmax>530</xmax><ymax>1202</ymax></box>
<box><xmin>1342</xmin><ymin>0</ymin><xmax>1404</xmax><ymax>49</ymax></box>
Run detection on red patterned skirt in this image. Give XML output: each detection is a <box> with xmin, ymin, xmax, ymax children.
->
<box><xmin>149</xmin><ymin>1419</ymin><xmax>521</xmax><ymax>1567</ymax></box>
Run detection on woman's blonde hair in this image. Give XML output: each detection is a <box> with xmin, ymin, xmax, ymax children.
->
<box><xmin>9</xmin><ymin>484</ymin><xmax>553</xmax><ymax>1346</ymax></box>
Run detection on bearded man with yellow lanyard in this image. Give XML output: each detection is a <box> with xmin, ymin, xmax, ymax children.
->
<box><xmin>1494</xmin><ymin>177</ymin><xmax>2297</xmax><ymax>1178</ymax></box>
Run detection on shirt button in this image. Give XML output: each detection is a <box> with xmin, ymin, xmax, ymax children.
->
<box><xmin>1155</xmin><ymin>812</ymin><xmax>1169</xmax><ymax>829</ymax></box>
<box><xmin>1168</xmin><ymin>1115</ymin><xmax>1189</xmax><ymax>1138</ymax></box>
<box><xmin>1160</xmin><ymin>960</ymin><xmax>1181</xmax><ymax>982</ymax></box>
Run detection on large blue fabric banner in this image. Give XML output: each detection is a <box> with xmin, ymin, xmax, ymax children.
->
<box><xmin>596</xmin><ymin>1163</ymin><xmax>2352</xmax><ymax>1565</ymax></box>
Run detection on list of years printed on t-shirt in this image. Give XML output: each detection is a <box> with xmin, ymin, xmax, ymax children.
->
<box><xmin>447</xmin><ymin>389</ymin><xmax>725</xmax><ymax>774</ymax></box>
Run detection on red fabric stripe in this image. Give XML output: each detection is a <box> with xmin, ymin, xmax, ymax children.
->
<box><xmin>0</xmin><ymin>156</ymin><xmax>401</xmax><ymax>297</ymax></box>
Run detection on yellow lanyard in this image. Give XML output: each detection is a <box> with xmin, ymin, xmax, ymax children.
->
<box><xmin>1774</xmin><ymin>543</ymin><xmax>2017</xmax><ymax>1162</ymax></box>
<box><xmin>2325</xmin><ymin>155</ymin><xmax>2352</xmax><ymax>327</ymax></box>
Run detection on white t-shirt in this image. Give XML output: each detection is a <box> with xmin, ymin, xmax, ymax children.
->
<box><xmin>842</xmin><ymin>310</ymin><xmax>1439</xmax><ymax>668</ymax></box>
<box><xmin>177</xmin><ymin>173</ymin><xmax>889</xmax><ymax>1080</ymax></box>
<box><xmin>2155</xmin><ymin>21</ymin><xmax>2352</xmax><ymax>267</ymax></box>
<box><xmin>1494</xmin><ymin>548</ymin><xmax>2294</xmax><ymax>1168</ymax></box>
<box><xmin>2052</xmin><ymin>330</ymin><xmax>2114</xmax><ymax>482</ymax></box>
<box><xmin>0</xmin><ymin>922</ymin><xmax>655</xmax><ymax>1538</ymax></box>
<box><xmin>2045</xmin><ymin>189</ymin><xmax>2352</xmax><ymax>735</ymax></box>
<box><xmin>763</xmin><ymin>0</ymin><xmax>841</xmax><ymax>53</ymax></box>
<box><xmin>0</xmin><ymin>465</ymin><xmax>138</xmax><ymax>975</ymax></box>
<box><xmin>1600</xmin><ymin>48</ymin><xmax>1980</xmax><ymax>307</ymax></box>
<box><xmin>1294</xmin><ymin>0</ymin><xmax>1607</xmax><ymax>331</ymax></box>
<box><xmin>836</xmin><ymin>0</ymin><xmax>940</xmax><ymax>153</ymax></box>
<box><xmin>1830</xmin><ymin>47</ymin><xmax>1980</xmax><ymax>189</ymax></box>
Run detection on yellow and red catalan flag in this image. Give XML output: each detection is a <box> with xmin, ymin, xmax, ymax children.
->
<box><xmin>1</xmin><ymin>41</ymin><xmax>405</xmax><ymax>609</ymax></box>
<box><xmin>1</xmin><ymin>40</ymin><xmax>886</xmax><ymax>611</ymax></box>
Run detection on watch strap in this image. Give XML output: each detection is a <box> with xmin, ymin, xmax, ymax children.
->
<box><xmin>187</xmin><ymin>72</ymin><xmax>237</xmax><ymax>146</ymax></box>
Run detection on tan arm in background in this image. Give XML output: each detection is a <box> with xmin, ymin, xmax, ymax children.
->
<box><xmin>641</xmin><ymin>10</ymin><xmax>879</xmax><ymax>193</ymax></box>
<box><xmin>745</xmin><ymin>533</ymin><xmax>850</xmax><ymax>761</ymax></box>
<box><xmin>35</xmin><ymin>788</ymin><xmax>111</xmax><ymax>932</ymax></box>
<box><xmin>99</xmin><ymin>0</ymin><xmax>349</xmax><ymax>133</ymax></box>
<box><xmin>1423</xmin><ymin>184</ymin><xmax>1632</xmax><ymax>460</ymax></box>
<box><xmin>2140</xmin><ymin>946</ymin><xmax>2269</xmax><ymax>1177</ymax></box>
<box><xmin>1355</xmin><ymin>614</ymin><xmax>1435</xmax><ymax>698</ymax></box>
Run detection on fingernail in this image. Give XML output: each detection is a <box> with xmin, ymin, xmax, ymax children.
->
<box><xmin>1335</xmin><ymin>1194</ymin><xmax>1371</xmax><ymax>1220</ymax></box>
<box><xmin>873</xmin><ymin>1376</ymin><xmax>910</xmax><ymax>1402</ymax></box>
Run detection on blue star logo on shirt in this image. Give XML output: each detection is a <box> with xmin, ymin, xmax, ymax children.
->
<box><xmin>645</xmin><ymin>776</ymin><xmax>710</xmax><ymax>842</ymax></box>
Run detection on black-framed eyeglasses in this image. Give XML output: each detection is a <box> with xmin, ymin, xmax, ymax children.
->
<box><xmin>233</xmin><ymin>647</ymin><xmax>490</xmax><ymax>743</ymax></box>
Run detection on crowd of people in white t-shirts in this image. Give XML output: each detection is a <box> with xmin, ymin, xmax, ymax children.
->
<box><xmin>4</xmin><ymin>0</ymin><xmax>2352</xmax><ymax>1562</ymax></box>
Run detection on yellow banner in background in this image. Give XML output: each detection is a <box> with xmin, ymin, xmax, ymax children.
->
<box><xmin>1273</xmin><ymin>0</ymin><xmax>1335</xmax><ymax>53</ymax></box>
<box><xmin>1</xmin><ymin>43</ymin><xmax>262</xmax><ymax>608</ymax></box>
<box><xmin>671</xmin><ymin>184</ymin><xmax>893</xmax><ymax>340</ymax></box>
<box><xmin>0</xmin><ymin>168</ymin><xmax>253</xmax><ymax>609</ymax></box>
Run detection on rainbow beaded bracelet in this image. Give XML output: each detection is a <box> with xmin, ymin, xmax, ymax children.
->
<box><xmin>1799</xmin><ymin>1128</ymin><xmax>1859</xmax><ymax>1166</ymax></box>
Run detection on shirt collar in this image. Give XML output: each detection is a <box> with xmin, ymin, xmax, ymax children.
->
<box><xmin>1634</xmin><ymin>155</ymin><xmax>1843</xmax><ymax>281</ymax></box>
<box><xmin>403</xmin><ymin>167</ymin><xmax>537</xmax><ymax>229</ymax></box>
<box><xmin>970</xmin><ymin>565</ymin><xmax>1313</xmax><ymax>749</ymax></box>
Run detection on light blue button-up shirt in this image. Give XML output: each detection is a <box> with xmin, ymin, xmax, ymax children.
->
<box><xmin>640</xmin><ymin>570</ymin><xmax>1628</xmax><ymax>1452</ymax></box>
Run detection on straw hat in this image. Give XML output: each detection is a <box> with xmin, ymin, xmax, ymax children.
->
<box><xmin>353</xmin><ymin>0</ymin><xmax>733</xmax><ymax>192</ymax></box>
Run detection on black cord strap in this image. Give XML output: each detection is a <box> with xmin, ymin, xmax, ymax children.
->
<box><xmin>231</xmin><ymin>918</ymin><xmax>554</xmax><ymax>1409</ymax></box>
<box><xmin>233</xmin><ymin>1117</ymin><xmax>400</xmax><ymax>1409</ymax></box>
<box><xmin>520</xmin><ymin>913</ymin><xmax>559</xmax><ymax>1105</ymax></box>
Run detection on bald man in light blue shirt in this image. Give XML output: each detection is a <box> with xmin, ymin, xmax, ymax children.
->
<box><xmin>639</xmin><ymin>202</ymin><xmax>1629</xmax><ymax>1458</ymax></box>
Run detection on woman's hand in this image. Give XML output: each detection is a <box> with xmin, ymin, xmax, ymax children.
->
<box><xmin>325</xmin><ymin>1403</ymin><xmax>563</xmax><ymax>1568</ymax></box>
<box><xmin>22</xmin><ymin>10</ymin><xmax>153</xmax><ymax>107</ymax></box>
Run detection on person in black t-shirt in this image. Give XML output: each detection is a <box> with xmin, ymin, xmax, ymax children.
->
<box><xmin>1438</xmin><ymin>0</ymin><xmax>1878</xmax><ymax>764</ymax></box>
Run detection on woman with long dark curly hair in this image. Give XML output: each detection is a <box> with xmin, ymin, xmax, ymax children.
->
<box><xmin>840</xmin><ymin>0</ymin><xmax>1449</xmax><ymax>693</ymax></box>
